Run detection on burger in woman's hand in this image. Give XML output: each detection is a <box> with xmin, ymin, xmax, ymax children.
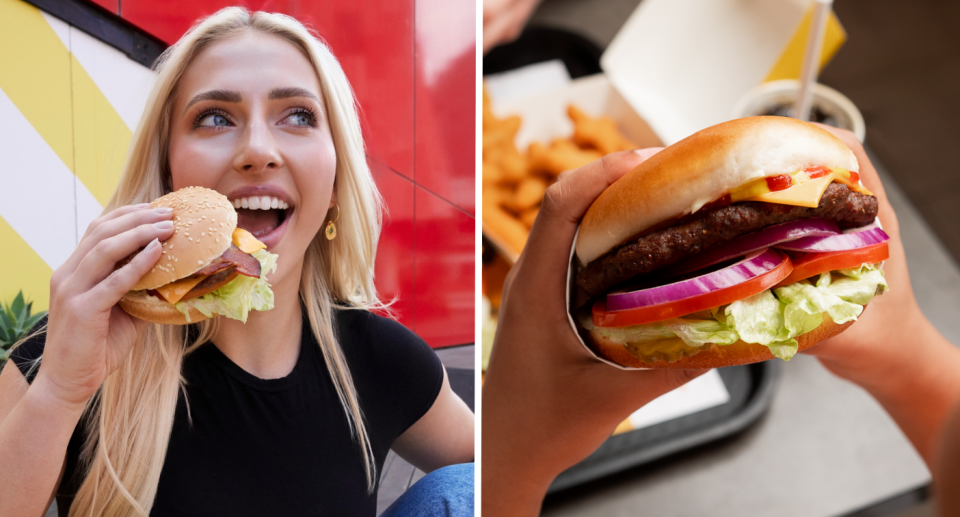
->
<box><xmin>118</xmin><ymin>186</ymin><xmax>278</xmax><ymax>325</ymax></box>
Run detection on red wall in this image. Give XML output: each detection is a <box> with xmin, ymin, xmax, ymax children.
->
<box><xmin>90</xmin><ymin>0</ymin><xmax>475</xmax><ymax>348</ymax></box>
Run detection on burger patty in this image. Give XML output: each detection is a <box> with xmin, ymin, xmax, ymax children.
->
<box><xmin>577</xmin><ymin>183</ymin><xmax>879</xmax><ymax>297</ymax></box>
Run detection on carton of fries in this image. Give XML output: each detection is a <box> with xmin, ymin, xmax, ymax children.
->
<box><xmin>482</xmin><ymin>0</ymin><xmax>847</xmax><ymax>261</ymax></box>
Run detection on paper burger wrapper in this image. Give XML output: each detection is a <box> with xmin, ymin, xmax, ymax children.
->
<box><xmin>566</xmin><ymin>228</ymin><xmax>651</xmax><ymax>370</ymax></box>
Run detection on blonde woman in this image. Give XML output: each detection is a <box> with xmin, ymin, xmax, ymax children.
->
<box><xmin>0</xmin><ymin>7</ymin><xmax>474</xmax><ymax>516</ymax></box>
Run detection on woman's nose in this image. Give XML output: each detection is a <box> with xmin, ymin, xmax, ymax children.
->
<box><xmin>234</xmin><ymin>119</ymin><xmax>283</xmax><ymax>173</ymax></box>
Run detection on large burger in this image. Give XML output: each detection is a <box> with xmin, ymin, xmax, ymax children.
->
<box><xmin>574</xmin><ymin>117</ymin><xmax>889</xmax><ymax>368</ymax></box>
<box><xmin>118</xmin><ymin>186</ymin><xmax>279</xmax><ymax>325</ymax></box>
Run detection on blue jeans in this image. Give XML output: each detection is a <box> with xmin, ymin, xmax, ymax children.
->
<box><xmin>380</xmin><ymin>463</ymin><xmax>474</xmax><ymax>516</ymax></box>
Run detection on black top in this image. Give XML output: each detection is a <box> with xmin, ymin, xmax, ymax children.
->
<box><xmin>10</xmin><ymin>306</ymin><xmax>444</xmax><ymax>516</ymax></box>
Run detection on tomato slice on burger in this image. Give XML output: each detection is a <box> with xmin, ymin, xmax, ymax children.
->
<box><xmin>774</xmin><ymin>241</ymin><xmax>889</xmax><ymax>287</ymax></box>
<box><xmin>593</xmin><ymin>250</ymin><xmax>793</xmax><ymax>328</ymax></box>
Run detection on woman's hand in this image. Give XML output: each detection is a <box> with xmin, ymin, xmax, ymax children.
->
<box><xmin>798</xmin><ymin>126</ymin><xmax>920</xmax><ymax>382</ymax></box>
<box><xmin>482</xmin><ymin>149</ymin><xmax>709</xmax><ymax>516</ymax></box>
<box><xmin>803</xmin><ymin>126</ymin><xmax>960</xmax><ymax>467</ymax></box>
<box><xmin>36</xmin><ymin>204</ymin><xmax>175</xmax><ymax>410</ymax></box>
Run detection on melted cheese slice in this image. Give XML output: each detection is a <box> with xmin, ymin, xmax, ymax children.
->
<box><xmin>737</xmin><ymin>168</ymin><xmax>871</xmax><ymax>208</ymax></box>
<box><xmin>232</xmin><ymin>227</ymin><xmax>266</xmax><ymax>253</ymax></box>
<box><xmin>744</xmin><ymin>175</ymin><xmax>835</xmax><ymax>208</ymax></box>
<box><xmin>155</xmin><ymin>275</ymin><xmax>207</xmax><ymax>304</ymax></box>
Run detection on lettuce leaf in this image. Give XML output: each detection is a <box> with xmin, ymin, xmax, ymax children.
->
<box><xmin>174</xmin><ymin>248</ymin><xmax>279</xmax><ymax>323</ymax></box>
<box><xmin>583</xmin><ymin>315</ymin><xmax>739</xmax><ymax>348</ymax></box>
<box><xmin>591</xmin><ymin>264</ymin><xmax>888</xmax><ymax>362</ymax></box>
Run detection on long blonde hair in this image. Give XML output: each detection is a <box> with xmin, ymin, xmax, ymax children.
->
<box><xmin>53</xmin><ymin>8</ymin><xmax>384</xmax><ymax>516</ymax></box>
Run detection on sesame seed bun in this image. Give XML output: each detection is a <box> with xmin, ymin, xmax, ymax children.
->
<box><xmin>575</xmin><ymin>117</ymin><xmax>859</xmax><ymax>266</ymax></box>
<box><xmin>131</xmin><ymin>186</ymin><xmax>237</xmax><ymax>291</ymax></box>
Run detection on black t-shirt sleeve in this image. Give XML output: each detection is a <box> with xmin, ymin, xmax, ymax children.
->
<box><xmin>8</xmin><ymin>313</ymin><xmax>49</xmax><ymax>383</ymax></box>
<box><xmin>334</xmin><ymin>309</ymin><xmax>444</xmax><ymax>440</ymax></box>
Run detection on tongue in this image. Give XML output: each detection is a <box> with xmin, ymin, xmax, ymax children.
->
<box><xmin>237</xmin><ymin>209</ymin><xmax>280</xmax><ymax>238</ymax></box>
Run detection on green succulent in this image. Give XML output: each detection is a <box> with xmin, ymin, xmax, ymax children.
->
<box><xmin>0</xmin><ymin>291</ymin><xmax>47</xmax><ymax>362</ymax></box>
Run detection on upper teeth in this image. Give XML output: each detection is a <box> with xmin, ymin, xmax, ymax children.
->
<box><xmin>233</xmin><ymin>196</ymin><xmax>289</xmax><ymax>210</ymax></box>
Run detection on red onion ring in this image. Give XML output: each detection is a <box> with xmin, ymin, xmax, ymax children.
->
<box><xmin>607</xmin><ymin>248</ymin><xmax>785</xmax><ymax>311</ymax></box>
<box><xmin>661</xmin><ymin>218</ymin><xmax>839</xmax><ymax>278</ymax></box>
<box><xmin>775</xmin><ymin>227</ymin><xmax>889</xmax><ymax>252</ymax></box>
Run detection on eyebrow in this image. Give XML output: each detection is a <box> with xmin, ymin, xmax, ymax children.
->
<box><xmin>183</xmin><ymin>87</ymin><xmax>321</xmax><ymax>114</ymax></box>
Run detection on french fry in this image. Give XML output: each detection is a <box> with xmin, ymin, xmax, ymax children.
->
<box><xmin>482</xmin><ymin>200</ymin><xmax>529</xmax><ymax>255</ymax></box>
<box><xmin>529</xmin><ymin>139</ymin><xmax>602</xmax><ymax>176</ymax></box>
<box><xmin>505</xmin><ymin>176</ymin><xmax>548</xmax><ymax>212</ymax></box>
<box><xmin>482</xmin><ymin>115</ymin><xmax>521</xmax><ymax>154</ymax></box>
<box><xmin>568</xmin><ymin>105</ymin><xmax>636</xmax><ymax>155</ymax></box>
<box><xmin>481</xmin><ymin>184</ymin><xmax>512</xmax><ymax>207</ymax></box>
<box><xmin>482</xmin><ymin>162</ymin><xmax>503</xmax><ymax>185</ymax></box>
<box><xmin>498</xmin><ymin>147</ymin><xmax>529</xmax><ymax>184</ymax></box>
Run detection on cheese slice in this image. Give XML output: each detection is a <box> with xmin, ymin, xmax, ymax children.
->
<box><xmin>744</xmin><ymin>175</ymin><xmax>835</xmax><ymax>208</ymax></box>
<box><xmin>232</xmin><ymin>227</ymin><xmax>266</xmax><ymax>253</ymax></box>
<box><xmin>155</xmin><ymin>275</ymin><xmax>207</xmax><ymax>304</ymax></box>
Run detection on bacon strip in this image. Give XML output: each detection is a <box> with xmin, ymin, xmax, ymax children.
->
<box><xmin>195</xmin><ymin>244</ymin><xmax>261</xmax><ymax>278</ymax></box>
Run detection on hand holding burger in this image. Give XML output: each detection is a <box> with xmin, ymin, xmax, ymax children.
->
<box><xmin>118</xmin><ymin>186</ymin><xmax>278</xmax><ymax>325</ymax></box>
<box><xmin>483</xmin><ymin>150</ymin><xmax>708</xmax><ymax>516</ymax></box>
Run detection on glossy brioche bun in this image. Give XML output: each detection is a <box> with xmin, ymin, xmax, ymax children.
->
<box><xmin>118</xmin><ymin>290</ymin><xmax>211</xmax><ymax>325</ymax></box>
<box><xmin>586</xmin><ymin>311</ymin><xmax>857</xmax><ymax>369</ymax></box>
<box><xmin>131</xmin><ymin>186</ymin><xmax>237</xmax><ymax>291</ymax></box>
<box><xmin>575</xmin><ymin>117</ymin><xmax>859</xmax><ymax>266</ymax></box>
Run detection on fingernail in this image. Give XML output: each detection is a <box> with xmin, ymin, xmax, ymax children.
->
<box><xmin>154</xmin><ymin>207</ymin><xmax>173</xmax><ymax>214</ymax></box>
<box><xmin>147</xmin><ymin>238</ymin><xmax>160</xmax><ymax>249</ymax></box>
<box><xmin>154</xmin><ymin>221</ymin><xmax>174</xmax><ymax>230</ymax></box>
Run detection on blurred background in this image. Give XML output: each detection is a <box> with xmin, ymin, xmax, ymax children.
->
<box><xmin>483</xmin><ymin>0</ymin><xmax>960</xmax><ymax>515</ymax></box>
<box><xmin>0</xmin><ymin>0</ymin><xmax>474</xmax><ymax>513</ymax></box>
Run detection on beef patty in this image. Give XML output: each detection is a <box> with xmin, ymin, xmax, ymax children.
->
<box><xmin>576</xmin><ymin>182</ymin><xmax>879</xmax><ymax>297</ymax></box>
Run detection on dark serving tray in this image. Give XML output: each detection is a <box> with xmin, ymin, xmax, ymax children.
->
<box><xmin>548</xmin><ymin>360</ymin><xmax>782</xmax><ymax>492</ymax></box>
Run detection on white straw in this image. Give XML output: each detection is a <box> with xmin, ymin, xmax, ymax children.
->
<box><xmin>796</xmin><ymin>0</ymin><xmax>833</xmax><ymax>121</ymax></box>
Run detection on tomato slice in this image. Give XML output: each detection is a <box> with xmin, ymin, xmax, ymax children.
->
<box><xmin>592</xmin><ymin>254</ymin><xmax>793</xmax><ymax>328</ymax></box>
<box><xmin>774</xmin><ymin>241</ymin><xmax>889</xmax><ymax>287</ymax></box>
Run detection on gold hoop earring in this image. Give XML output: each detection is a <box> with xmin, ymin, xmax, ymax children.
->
<box><xmin>325</xmin><ymin>204</ymin><xmax>340</xmax><ymax>240</ymax></box>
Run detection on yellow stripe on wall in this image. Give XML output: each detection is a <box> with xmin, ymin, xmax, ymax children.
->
<box><xmin>71</xmin><ymin>52</ymin><xmax>133</xmax><ymax>206</ymax></box>
<box><xmin>0</xmin><ymin>0</ymin><xmax>74</xmax><ymax>170</ymax></box>
<box><xmin>765</xmin><ymin>8</ymin><xmax>847</xmax><ymax>82</ymax></box>
<box><xmin>0</xmin><ymin>216</ymin><xmax>52</xmax><ymax>312</ymax></box>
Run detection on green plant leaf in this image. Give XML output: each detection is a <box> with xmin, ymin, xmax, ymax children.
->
<box><xmin>23</xmin><ymin>312</ymin><xmax>45</xmax><ymax>333</ymax></box>
<box><xmin>11</xmin><ymin>291</ymin><xmax>25</xmax><ymax>321</ymax></box>
<box><xmin>0</xmin><ymin>309</ymin><xmax>14</xmax><ymax>332</ymax></box>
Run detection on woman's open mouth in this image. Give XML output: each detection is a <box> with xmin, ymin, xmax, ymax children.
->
<box><xmin>232</xmin><ymin>195</ymin><xmax>293</xmax><ymax>250</ymax></box>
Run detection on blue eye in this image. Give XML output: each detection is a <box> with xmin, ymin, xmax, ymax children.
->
<box><xmin>199</xmin><ymin>113</ymin><xmax>230</xmax><ymax>127</ymax></box>
<box><xmin>286</xmin><ymin>107</ymin><xmax>318</xmax><ymax>127</ymax></box>
<box><xmin>288</xmin><ymin>112</ymin><xmax>312</xmax><ymax>126</ymax></box>
<box><xmin>194</xmin><ymin>109</ymin><xmax>231</xmax><ymax>129</ymax></box>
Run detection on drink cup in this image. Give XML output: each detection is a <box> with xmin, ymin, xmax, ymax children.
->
<box><xmin>732</xmin><ymin>79</ymin><xmax>865</xmax><ymax>142</ymax></box>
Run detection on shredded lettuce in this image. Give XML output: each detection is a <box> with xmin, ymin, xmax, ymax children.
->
<box><xmin>590</xmin><ymin>264</ymin><xmax>888</xmax><ymax>361</ymax></box>
<box><xmin>175</xmin><ymin>248</ymin><xmax>279</xmax><ymax>323</ymax></box>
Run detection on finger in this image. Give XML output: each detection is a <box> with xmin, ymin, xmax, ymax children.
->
<box><xmin>521</xmin><ymin>149</ymin><xmax>660</xmax><ymax>284</ymax></box>
<box><xmin>73</xmin><ymin>221</ymin><xmax>174</xmax><ymax>293</ymax></box>
<box><xmin>79</xmin><ymin>203</ymin><xmax>152</xmax><ymax>242</ymax></box>
<box><xmin>84</xmin><ymin>238</ymin><xmax>163</xmax><ymax>312</ymax></box>
<box><xmin>64</xmin><ymin>206</ymin><xmax>173</xmax><ymax>277</ymax></box>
